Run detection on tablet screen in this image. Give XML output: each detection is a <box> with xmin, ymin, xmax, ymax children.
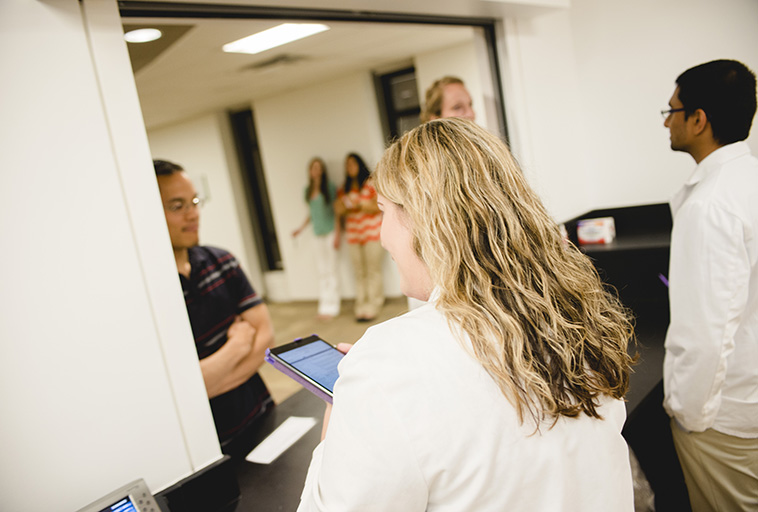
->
<box><xmin>277</xmin><ymin>339</ymin><xmax>343</xmax><ymax>393</ymax></box>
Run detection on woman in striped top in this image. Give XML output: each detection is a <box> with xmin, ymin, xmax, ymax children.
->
<box><xmin>335</xmin><ymin>153</ymin><xmax>385</xmax><ymax>322</ymax></box>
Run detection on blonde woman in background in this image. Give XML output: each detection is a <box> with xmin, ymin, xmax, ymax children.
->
<box><xmin>420</xmin><ymin>75</ymin><xmax>475</xmax><ymax>123</ymax></box>
<box><xmin>299</xmin><ymin>119</ymin><xmax>637</xmax><ymax>511</ymax></box>
<box><xmin>292</xmin><ymin>157</ymin><xmax>341</xmax><ymax>320</ymax></box>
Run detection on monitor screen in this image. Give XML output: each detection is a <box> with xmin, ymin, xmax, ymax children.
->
<box><xmin>99</xmin><ymin>497</ymin><xmax>137</xmax><ymax>512</ymax></box>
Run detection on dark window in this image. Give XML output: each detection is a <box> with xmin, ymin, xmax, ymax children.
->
<box><xmin>228</xmin><ymin>108</ymin><xmax>283</xmax><ymax>271</ymax></box>
<box><xmin>376</xmin><ymin>67</ymin><xmax>421</xmax><ymax>142</ymax></box>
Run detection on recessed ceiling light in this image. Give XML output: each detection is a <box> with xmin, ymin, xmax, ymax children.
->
<box><xmin>124</xmin><ymin>28</ymin><xmax>163</xmax><ymax>43</ymax></box>
<box><xmin>223</xmin><ymin>23</ymin><xmax>329</xmax><ymax>55</ymax></box>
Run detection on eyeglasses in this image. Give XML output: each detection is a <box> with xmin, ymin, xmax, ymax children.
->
<box><xmin>660</xmin><ymin>108</ymin><xmax>686</xmax><ymax>119</ymax></box>
<box><xmin>165</xmin><ymin>197</ymin><xmax>204</xmax><ymax>214</ymax></box>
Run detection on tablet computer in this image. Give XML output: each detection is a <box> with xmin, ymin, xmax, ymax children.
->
<box><xmin>265</xmin><ymin>335</ymin><xmax>344</xmax><ymax>404</ymax></box>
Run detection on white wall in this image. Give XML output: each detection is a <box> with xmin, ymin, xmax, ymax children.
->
<box><xmin>148</xmin><ymin>113</ymin><xmax>266</xmax><ymax>294</ymax></box>
<box><xmin>499</xmin><ymin>0</ymin><xmax>758</xmax><ymax>222</ymax></box>
<box><xmin>0</xmin><ymin>0</ymin><xmax>221</xmax><ymax>510</ymax></box>
<box><xmin>414</xmin><ymin>37</ymin><xmax>495</xmax><ymax>131</ymax></box>
<box><xmin>5</xmin><ymin>0</ymin><xmax>758</xmax><ymax>509</ymax></box>
<box><xmin>498</xmin><ymin>9</ymin><xmax>592</xmax><ymax>221</ymax></box>
<box><xmin>567</xmin><ymin>0</ymin><xmax>758</xmax><ymax>214</ymax></box>
<box><xmin>254</xmin><ymin>71</ymin><xmax>402</xmax><ymax>302</ymax></box>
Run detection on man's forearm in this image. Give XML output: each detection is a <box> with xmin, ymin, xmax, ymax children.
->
<box><xmin>200</xmin><ymin>337</ymin><xmax>250</xmax><ymax>398</ymax></box>
<box><xmin>207</xmin><ymin>315</ymin><xmax>273</xmax><ymax>398</ymax></box>
<box><xmin>227</xmin><ymin>321</ymin><xmax>273</xmax><ymax>385</ymax></box>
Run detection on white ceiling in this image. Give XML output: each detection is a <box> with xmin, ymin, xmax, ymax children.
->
<box><xmin>124</xmin><ymin>17</ymin><xmax>477</xmax><ymax>129</ymax></box>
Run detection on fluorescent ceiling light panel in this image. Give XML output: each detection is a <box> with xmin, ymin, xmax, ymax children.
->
<box><xmin>124</xmin><ymin>28</ymin><xmax>162</xmax><ymax>43</ymax></box>
<box><xmin>223</xmin><ymin>23</ymin><xmax>329</xmax><ymax>55</ymax></box>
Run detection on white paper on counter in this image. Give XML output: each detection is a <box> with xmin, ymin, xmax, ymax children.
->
<box><xmin>245</xmin><ymin>416</ymin><xmax>318</xmax><ymax>464</ymax></box>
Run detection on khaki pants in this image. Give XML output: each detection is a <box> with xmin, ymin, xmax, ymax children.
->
<box><xmin>670</xmin><ymin>419</ymin><xmax>758</xmax><ymax>512</ymax></box>
<box><xmin>348</xmin><ymin>240</ymin><xmax>384</xmax><ymax>318</ymax></box>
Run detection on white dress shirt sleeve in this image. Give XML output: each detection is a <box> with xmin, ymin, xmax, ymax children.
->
<box><xmin>298</xmin><ymin>344</ymin><xmax>428</xmax><ymax>511</ymax></box>
<box><xmin>664</xmin><ymin>199</ymin><xmax>751</xmax><ymax>432</ymax></box>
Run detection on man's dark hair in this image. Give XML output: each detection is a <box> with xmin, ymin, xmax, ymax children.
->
<box><xmin>676</xmin><ymin>59</ymin><xmax>757</xmax><ymax>145</ymax></box>
<box><xmin>153</xmin><ymin>159</ymin><xmax>184</xmax><ymax>177</ymax></box>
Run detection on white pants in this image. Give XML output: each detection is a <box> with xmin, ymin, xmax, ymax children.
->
<box><xmin>314</xmin><ymin>232</ymin><xmax>340</xmax><ymax>316</ymax></box>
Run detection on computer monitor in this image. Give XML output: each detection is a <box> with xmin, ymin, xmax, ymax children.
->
<box><xmin>76</xmin><ymin>479</ymin><xmax>163</xmax><ymax>512</ymax></box>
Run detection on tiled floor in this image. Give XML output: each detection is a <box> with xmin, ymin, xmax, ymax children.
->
<box><xmin>260</xmin><ymin>295</ymin><xmax>655</xmax><ymax>511</ymax></box>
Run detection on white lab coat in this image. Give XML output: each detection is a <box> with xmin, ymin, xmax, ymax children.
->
<box><xmin>299</xmin><ymin>296</ymin><xmax>634</xmax><ymax>511</ymax></box>
<box><xmin>664</xmin><ymin>141</ymin><xmax>758</xmax><ymax>438</ymax></box>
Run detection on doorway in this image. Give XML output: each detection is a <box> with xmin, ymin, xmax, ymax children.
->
<box><xmin>120</xmin><ymin>2</ymin><xmax>507</xmax><ymax>302</ymax></box>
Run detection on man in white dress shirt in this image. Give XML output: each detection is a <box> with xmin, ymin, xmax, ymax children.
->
<box><xmin>662</xmin><ymin>59</ymin><xmax>758</xmax><ymax>511</ymax></box>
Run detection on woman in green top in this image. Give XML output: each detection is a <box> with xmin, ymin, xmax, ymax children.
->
<box><xmin>292</xmin><ymin>157</ymin><xmax>341</xmax><ymax>320</ymax></box>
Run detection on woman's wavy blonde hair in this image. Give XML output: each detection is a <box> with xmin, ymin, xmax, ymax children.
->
<box><xmin>374</xmin><ymin>118</ymin><xmax>636</xmax><ymax>425</ymax></box>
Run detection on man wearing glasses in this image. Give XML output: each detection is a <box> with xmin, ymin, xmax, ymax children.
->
<box><xmin>154</xmin><ymin>159</ymin><xmax>275</xmax><ymax>459</ymax></box>
<box><xmin>662</xmin><ymin>60</ymin><xmax>758</xmax><ymax>511</ymax></box>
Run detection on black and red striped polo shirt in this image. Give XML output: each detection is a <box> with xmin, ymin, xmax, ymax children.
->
<box><xmin>180</xmin><ymin>245</ymin><xmax>272</xmax><ymax>443</ymax></box>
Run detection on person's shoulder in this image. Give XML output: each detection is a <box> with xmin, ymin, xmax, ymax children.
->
<box><xmin>191</xmin><ymin>245</ymin><xmax>237</xmax><ymax>263</ymax></box>
<box><xmin>703</xmin><ymin>151</ymin><xmax>758</xmax><ymax>208</ymax></box>
<box><xmin>718</xmin><ymin>143</ymin><xmax>758</xmax><ymax>170</ymax></box>
<box><xmin>341</xmin><ymin>305</ymin><xmax>489</xmax><ymax>412</ymax></box>
<box><xmin>351</xmin><ymin>304</ymin><xmax>448</xmax><ymax>359</ymax></box>
<box><xmin>707</xmin><ymin>144</ymin><xmax>757</xmax><ymax>178</ymax></box>
<box><xmin>339</xmin><ymin>307</ymin><xmax>447</xmax><ymax>394</ymax></box>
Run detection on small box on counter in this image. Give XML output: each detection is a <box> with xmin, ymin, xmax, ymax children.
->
<box><xmin>577</xmin><ymin>217</ymin><xmax>616</xmax><ymax>245</ymax></box>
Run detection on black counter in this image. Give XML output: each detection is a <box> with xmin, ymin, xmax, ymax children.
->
<box><xmin>234</xmin><ymin>390</ymin><xmax>324</xmax><ymax>511</ymax></box>
<box><xmin>565</xmin><ymin>203</ymin><xmax>690</xmax><ymax>511</ymax></box>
